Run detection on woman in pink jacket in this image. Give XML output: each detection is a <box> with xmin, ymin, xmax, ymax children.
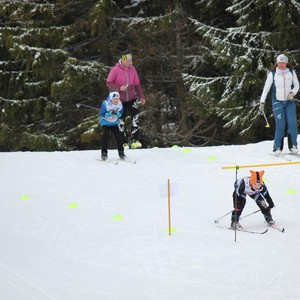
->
<box><xmin>106</xmin><ymin>50</ymin><xmax>146</xmax><ymax>149</ymax></box>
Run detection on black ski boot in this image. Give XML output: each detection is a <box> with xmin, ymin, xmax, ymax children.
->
<box><xmin>264</xmin><ymin>212</ymin><xmax>275</xmax><ymax>226</ymax></box>
<box><xmin>101</xmin><ymin>153</ymin><xmax>108</xmax><ymax>160</ymax></box>
<box><xmin>118</xmin><ymin>151</ymin><xmax>126</xmax><ymax>160</ymax></box>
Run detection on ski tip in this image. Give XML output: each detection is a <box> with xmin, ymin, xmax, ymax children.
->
<box><xmin>128</xmin><ymin>159</ymin><xmax>137</xmax><ymax>164</ymax></box>
<box><xmin>270</xmin><ymin>224</ymin><xmax>285</xmax><ymax>232</ymax></box>
<box><xmin>120</xmin><ymin>158</ymin><xmax>137</xmax><ymax>164</ymax></box>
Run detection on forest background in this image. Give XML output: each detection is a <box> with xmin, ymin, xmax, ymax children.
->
<box><xmin>1</xmin><ymin>0</ymin><xmax>300</xmax><ymax>151</ymax></box>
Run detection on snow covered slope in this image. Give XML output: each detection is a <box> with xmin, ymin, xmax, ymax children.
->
<box><xmin>1</xmin><ymin>140</ymin><xmax>300</xmax><ymax>300</ymax></box>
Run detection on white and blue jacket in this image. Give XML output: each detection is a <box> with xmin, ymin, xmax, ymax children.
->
<box><xmin>99</xmin><ymin>95</ymin><xmax>123</xmax><ymax>127</ymax></box>
<box><xmin>260</xmin><ymin>67</ymin><xmax>299</xmax><ymax>104</ymax></box>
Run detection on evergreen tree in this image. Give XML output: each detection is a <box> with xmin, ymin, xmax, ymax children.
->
<box><xmin>0</xmin><ymin>0</ymin><xmax>228</xmax><ymax>150</ymax></box>
<box><xmin>0</xmin><ymin>0</ymin><xmax>118</xmax><ymax>151</ymax></box>
<box><xmin>105</xmin><ymin>0</ymin><xmax>223</xmax><ymax>147</ymax></box>
<box><xmin>184</xmin><ymin>0</ymin><xmax>300</xmax><ymax>143</ymax></box>
<box><xmin>2</xmin><ymin>0</ymin><xmax>300</xmax><ymax>151</ymax></box>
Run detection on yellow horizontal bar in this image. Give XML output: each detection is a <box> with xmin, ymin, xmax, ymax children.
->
<box><xmin>222</xmin><ymin>161</ymin><xmax>300</xmax><ymax>169</ymax></box>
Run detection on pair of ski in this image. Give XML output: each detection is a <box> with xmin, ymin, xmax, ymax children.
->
<box><xmin>269</xmin><ymin>152</ymin><xmax>300</xmax><ymax>161</ymax></box>
<box><xmin>96</xmin><ymin>157</ymin><xmax>136</xmax><ymax>165</ymax></box>
<box><xmin>217</xmin><ymin>224</ymin><xmax>284</xmax><ymax>234</ymax></box>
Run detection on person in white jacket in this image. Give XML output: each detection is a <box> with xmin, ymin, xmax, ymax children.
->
<box><xmin>260</xmin><ymin>54</ymin><xmax>299</xmax><ymax>154</ymax></box>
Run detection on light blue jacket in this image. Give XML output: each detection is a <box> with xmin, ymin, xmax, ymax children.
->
<box><xmin>99</xmin><ymin>95</ymin><xmax>123</xmax><ymax>127</ymax></box>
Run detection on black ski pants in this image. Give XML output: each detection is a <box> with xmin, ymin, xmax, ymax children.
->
<box><xmin>231</xmin><ymin>192</ymin><xmax>273</xmax><ymax>222</ymax></box>
<box><xmin>118</xmin><ymin>99</ymin><xmax>140</xmax><ymax>143</ymax></box>
<box><xmin>101</xmin><ymin>125</ymin><xmax>124</xmax><ymax>155</ymax></box>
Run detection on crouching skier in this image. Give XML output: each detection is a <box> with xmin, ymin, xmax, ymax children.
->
<box><xmin>231</xmin><ymin>170</ymin><xmax>275</xmax><ymax>230</ymax></box>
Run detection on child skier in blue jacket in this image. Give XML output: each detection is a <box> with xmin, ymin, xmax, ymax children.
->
<box><xmin>100</xmin><ymin>91</ymin><xmax>125</xmax><ymax>160</ymax></box>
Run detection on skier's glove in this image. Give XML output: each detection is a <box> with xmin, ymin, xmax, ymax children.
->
<box><xmin>287</xmin><ymin>92</ymin><xmax>294</xmax><ymax>100</ymax></box>
<box><xmin>259</xmin><ymin>102</ymin><xmax>265</xmax><ymax>113</ymax></box>
<box><xmin>105</xmin><ymin>111</ymin><xmax>112</xmax><ymax>118</ymax></box>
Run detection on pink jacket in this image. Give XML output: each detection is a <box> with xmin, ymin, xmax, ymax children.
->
<box><xmin>106</xmin><ymin>62</ymin><xmax>145</xmax><ymax>102</ymax></box>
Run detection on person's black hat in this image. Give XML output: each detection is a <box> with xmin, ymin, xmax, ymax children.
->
<box><xmin>121</xmin><ymin>50</ymin><xmax>132</xmax><ymax>60</ymax></box>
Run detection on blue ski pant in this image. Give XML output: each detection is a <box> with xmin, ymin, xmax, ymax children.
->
<box><xmin>272</xmin><ymin>100</ymin><xmax>298</xmax><ymax>150</ymax></box>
